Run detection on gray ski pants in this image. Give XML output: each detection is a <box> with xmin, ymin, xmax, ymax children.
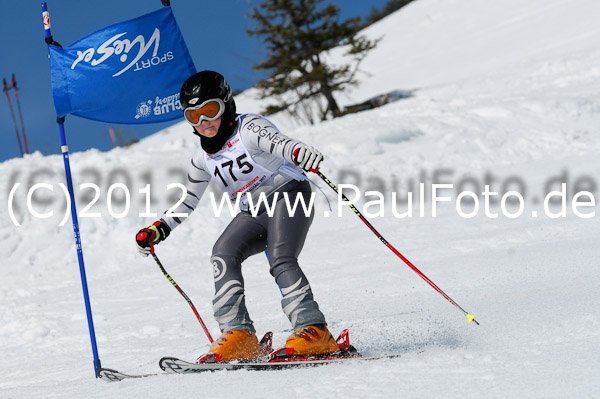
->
<box><xmin>210</xmin><ymin>180</ymin><xmax>326</xmax><ymax>332</ymax></box>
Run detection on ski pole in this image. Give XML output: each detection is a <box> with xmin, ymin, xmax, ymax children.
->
<box><xmin>316</xmin><ymin>169</ymin><xmax>479</xmax><ymax>325</ymax></box>
<box><xmin>150</xmin><ymin>252</ymin><xmax>214</xmax><ymax>343</ymax></box>
<box><xmin>2</xmin><ymin>78</ymin><xmax>24</xmax><ymax>156</ymax></box>
<box><xmin>12</xmin><ymin>74</ymin><xmax>30</xmax><ymax>154</ymax></box>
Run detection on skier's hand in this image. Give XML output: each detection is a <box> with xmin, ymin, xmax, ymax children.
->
<box><xmin>135</xmin><ymin>221</ymin><xmax>171</xmax><ymax>256</ymax></box>
<box><xmin>293</xmin><ymin>145</ymin><xmax>324</xmax><ymax>173</ymax></box>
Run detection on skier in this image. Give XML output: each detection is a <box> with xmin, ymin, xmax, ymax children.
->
<box><xmin>135</xmin><ymin>70</ymin><xmax>340</xmax><ymax>362</ymax></box>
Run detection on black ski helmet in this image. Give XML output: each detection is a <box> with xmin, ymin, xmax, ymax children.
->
<box><xmin>180</xmin><ymin>70</ymin><xmax>237</xmax><ymax>153</ymax></box>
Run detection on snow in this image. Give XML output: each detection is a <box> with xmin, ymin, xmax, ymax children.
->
<box><xmin>2</xmin><ymin>0</ymin><xmax>600</xmax><ymax>397</ymax></box>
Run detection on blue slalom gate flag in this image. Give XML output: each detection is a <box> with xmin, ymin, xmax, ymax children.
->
<box><xmin>48</xmin><ymin>7</ymin><xmax>196</xmax><ymax>124</ymax></box>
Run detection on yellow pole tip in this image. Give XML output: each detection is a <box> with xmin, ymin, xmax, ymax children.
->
<box><xmin>466</xmin><ymin>314</ymin><xmax>476</xmax><ymax>323</ymax></box>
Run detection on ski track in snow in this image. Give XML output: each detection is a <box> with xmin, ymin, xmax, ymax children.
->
<box><xmin>2</xmin><ymin>0</ymin><xmax>600</xmax><ymax>398</ymax></box>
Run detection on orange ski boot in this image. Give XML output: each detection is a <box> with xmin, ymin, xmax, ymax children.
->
<box><xmin>279</xmin><ymin>325</ymin><xmax>340</xmax><ymax>357</ymax></box>
<box><xmin>197</xmin><ymin>330</ymin><xmax>264</xmax><ymax>363</ymax></box>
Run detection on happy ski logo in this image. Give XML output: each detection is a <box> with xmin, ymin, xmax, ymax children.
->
<box><xmin>71</xmin><ymin>28</ymin><xmax>174</xmax><ymax>77</ymax></box>
<box><xmin>135</xmin><ymin>100</ymin><xmax>153</xmax><ymax>119</ymax></box>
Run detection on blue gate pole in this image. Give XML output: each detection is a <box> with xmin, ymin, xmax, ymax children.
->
<box><xmin>42</xmin><ymin>2</ymin><xmax>102</xmax><ymax>377</ymax></box>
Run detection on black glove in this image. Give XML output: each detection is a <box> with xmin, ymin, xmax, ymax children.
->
<box><xmin>135</xmin><ymin>220</ymin><xmax>171</xmax><ymax>256</ymax></box>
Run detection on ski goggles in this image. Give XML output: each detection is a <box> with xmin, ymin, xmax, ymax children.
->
<box><xmin>183</xmin><ymin>98</ymin><xmax>225</xmax><ymax>126</ymax></box>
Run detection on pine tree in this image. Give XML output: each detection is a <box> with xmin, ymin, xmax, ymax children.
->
<box><xmin>246</xmin><ymin>0</ymin><xmax>378</xmax><ymax>123</ymax></box>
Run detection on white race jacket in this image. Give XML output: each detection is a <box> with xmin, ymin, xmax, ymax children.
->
<box><xmin>162</xmin><ymin>113</ymin><xmax>307</xmax><ymax>229</ymax></box>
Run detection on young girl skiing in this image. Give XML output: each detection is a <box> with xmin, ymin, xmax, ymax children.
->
<box><xmin>135</xmin><ymin>71</ymin><xmax>340</xmax><ymax>362</ymax></box>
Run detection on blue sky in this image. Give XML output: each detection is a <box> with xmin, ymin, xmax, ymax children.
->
<box><xmin>0</xmin><ymin>0</ymin><xmax>385</xmax><ymax>162</ymax></box>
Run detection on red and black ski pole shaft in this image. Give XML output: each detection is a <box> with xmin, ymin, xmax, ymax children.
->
<box><xmin>12</xmin><ymin>74</ymin><xmax>30</xmax><ymax>154</ymax></box>
<box><xmin>2</xmin><ymin>77</ymin><xmax>24</xmax><ymax>157</ymax></box>
<box><xmin>315</xmin><ymin>169</ymin><xmax>479</xmax><ymax>325</ymax></box>
<box><xmin>150</xmin><ymin>252</ymin><xmax>214</xmax><ymax>343</ymax></box>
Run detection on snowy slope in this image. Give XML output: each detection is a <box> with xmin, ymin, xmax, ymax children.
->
<box><xmin>2</xmin><ymin>0</ymin><xmax>600</xmax><ymax>398</ymax></box>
